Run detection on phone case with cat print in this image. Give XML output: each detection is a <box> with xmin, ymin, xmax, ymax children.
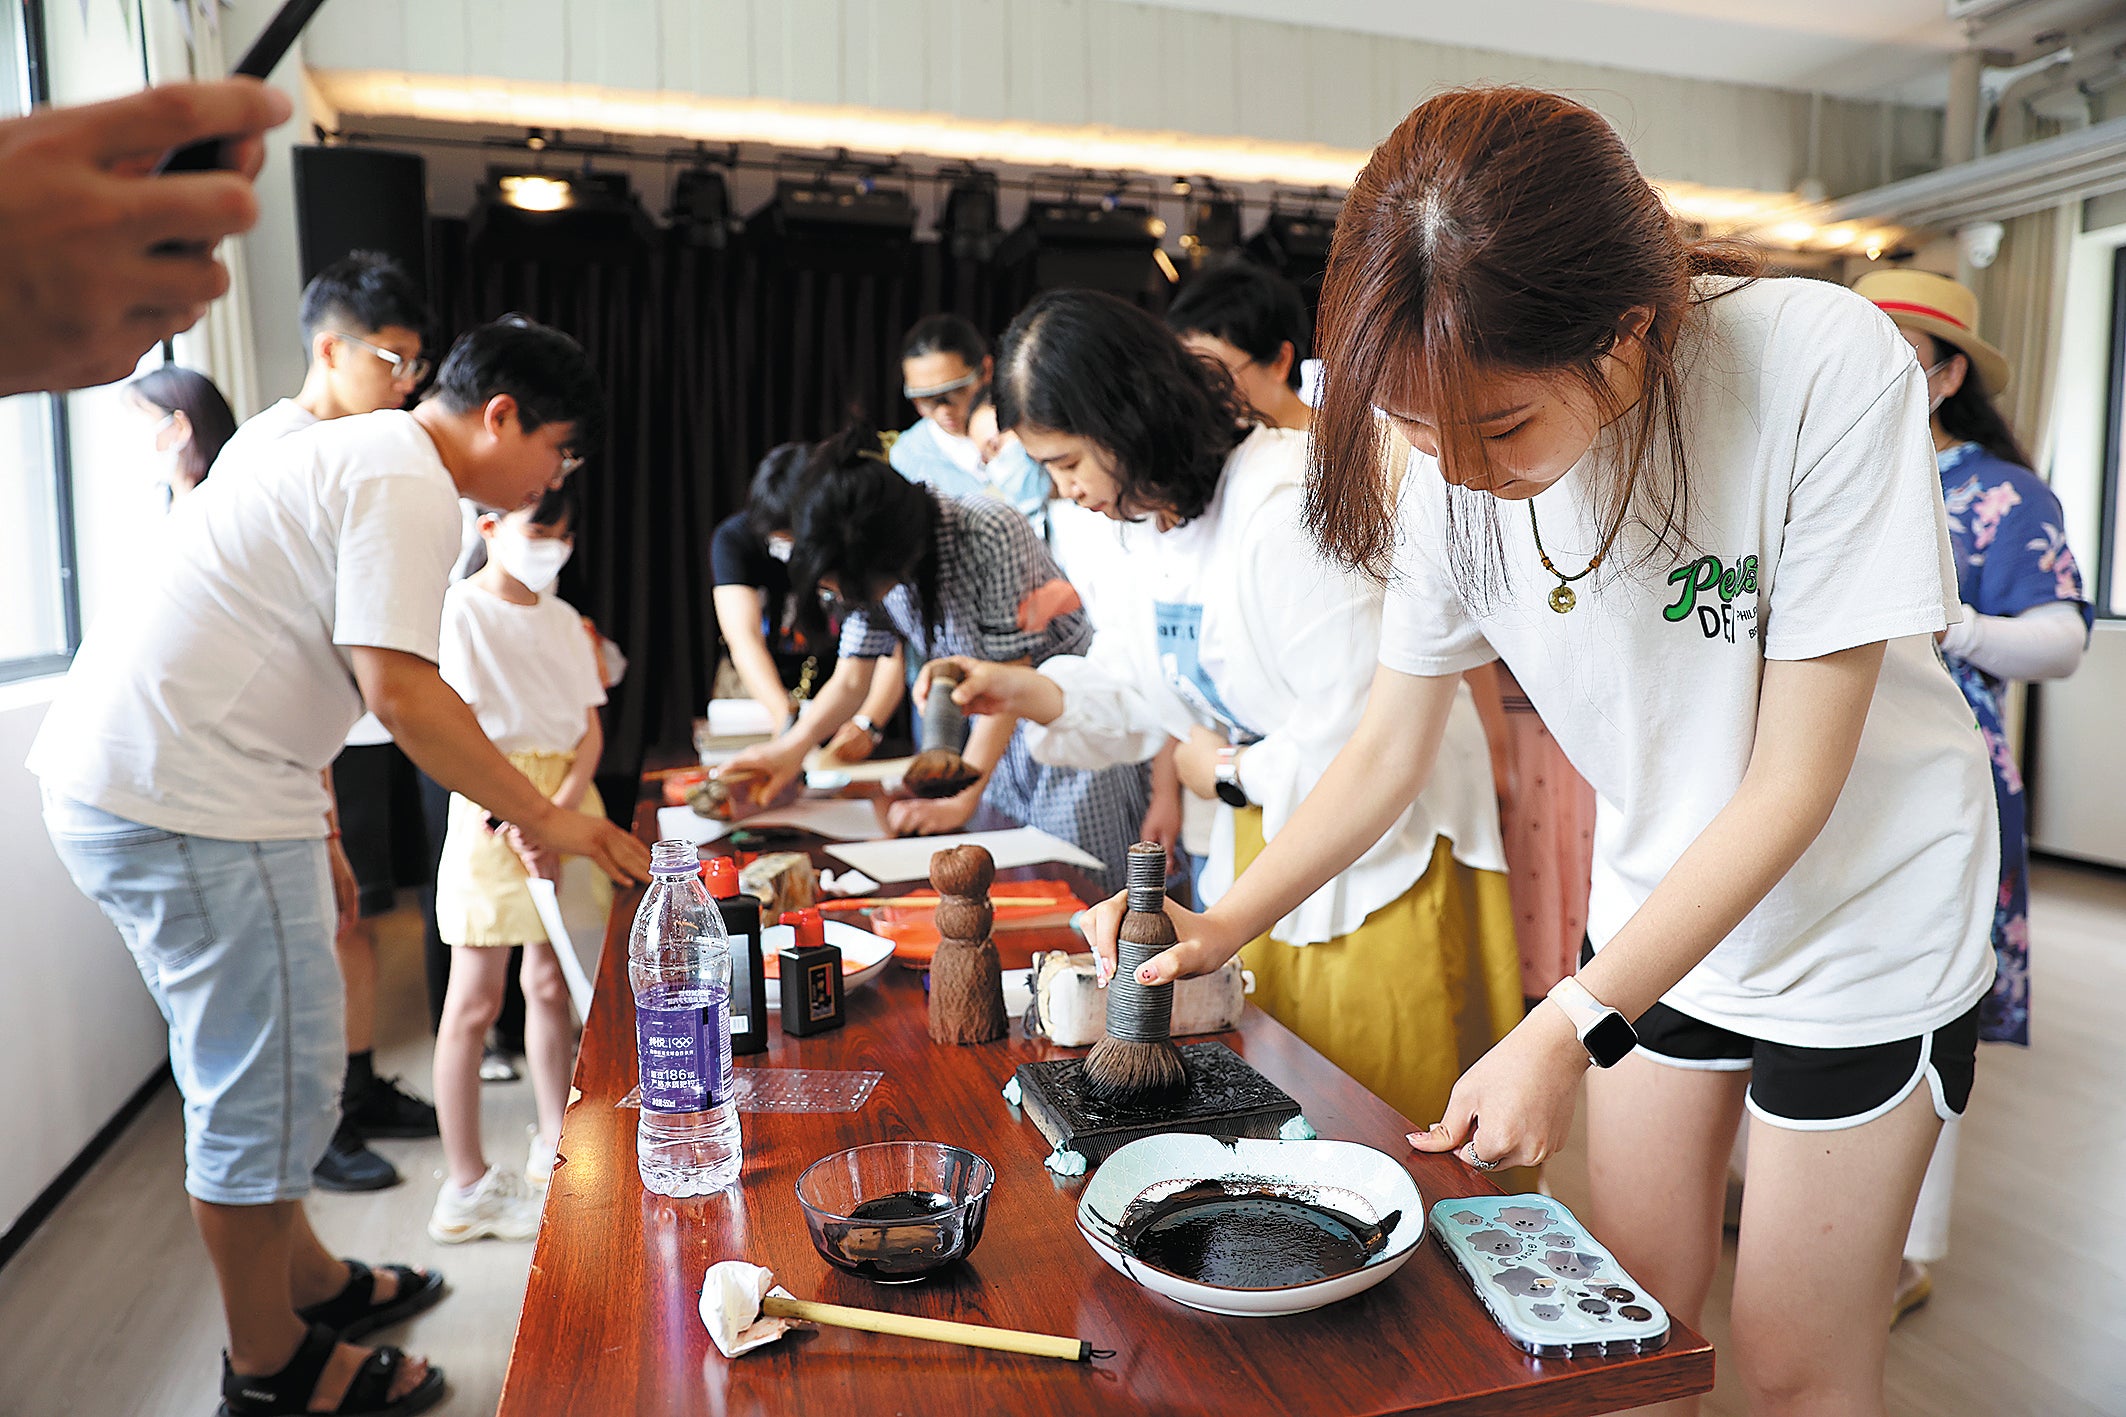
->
<box><xmin>1428</xmin><ymin>1193</ymin><xmax>1671</xmax><ymax>1358</ymax></box>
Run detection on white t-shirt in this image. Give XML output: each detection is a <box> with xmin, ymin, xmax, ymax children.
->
<box><xmin>1377</xmin><ymin>276</ymin><xmax>1997</xmax><ymax>1047</ymax></box>
<box><xmin>439</xmin><ymin>581</ymin><xmax>607</xmax><ymax>756</ymax></box>
<box><xmin>219</xmin><ymin>398</ymin><xmax>395</xmax><ymax>751</ymax></box>
<box><xmin>215</xmin><ymin>396</ymin><xmax>317</xmax><ymax>466</ymax></box>
<box><xmin>30</xmin><ymin>410</ymin><xmax>463</xmax><ymax>839</ymax></box>
<box><xmin>1030</xmin><ymin>427</ymin><xmax>1504</xmax><ymax>946</ymax></box>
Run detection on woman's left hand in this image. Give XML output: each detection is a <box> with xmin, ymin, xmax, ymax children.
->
<box><xmin>1173</xmin><ymin>725</ymin><xmax>1228</xmax><ymax>800</ymax></box>
<box><xmin>886</xmin><ymin>788</ymin><xmax>978</xmax><ymax>838</ymax></box>
<box><xmin>1409</xmin><ymin>1001</ymin><xmax>1590</xmax><ymax>1171</ymax></box>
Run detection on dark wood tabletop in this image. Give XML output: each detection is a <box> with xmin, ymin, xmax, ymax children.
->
<box><xmin>497</xmin><ymin>786</ymin><xmax>1713</xmax><ymax>1417</ymax></box>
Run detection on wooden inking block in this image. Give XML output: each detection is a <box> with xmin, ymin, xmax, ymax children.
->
<box><xmin>740</xmin><ymin>852</ymin><xmax>816</xmax><ymax>921</ymax></box>
<box><xmin>1010</xmin><ymin>1041</ymin><xmax>1301</xmax><ymax>1165</ymax></box>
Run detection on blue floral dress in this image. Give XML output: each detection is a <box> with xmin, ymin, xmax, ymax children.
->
<box><xmin>1937</xmin><ymin>442</ymin><xmax>2092</xmax><ymax>1045</ymax></box>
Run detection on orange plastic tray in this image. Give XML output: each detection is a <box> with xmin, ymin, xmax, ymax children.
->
<box><xmin>866</xmin><ymin>880</ymin><xmax>1088</xmax><ymax>965</ymax></box>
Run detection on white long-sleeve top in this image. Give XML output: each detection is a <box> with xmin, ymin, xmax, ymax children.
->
<box><xmin>1022</xmin><ymin>426</ymin><xmax>1506</xmax><ymax>946</ymax></box>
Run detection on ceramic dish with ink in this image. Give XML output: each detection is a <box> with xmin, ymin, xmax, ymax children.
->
<box><xmin>796</xmin><ymin>1141</ymin><xmax>994</xmax><ymax>1283</ymax></box>
<box><xmin>1076</xmin><ymin>1134</ymin><xmax>1424</xmax><ymax>1317</ymax></box>
<box><xmin>762</xmin><ymin>919</ymin><xmax>895</xmax><ymax>1008</ymax></box>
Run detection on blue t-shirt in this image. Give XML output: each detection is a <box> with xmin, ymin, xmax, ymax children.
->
<box><xmin>889</xmin><ymin>418</ymin><xmax>1051</xmax><ymax>537</ymax></box>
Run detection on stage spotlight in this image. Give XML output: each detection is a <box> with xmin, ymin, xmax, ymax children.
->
<box><xmin>997</xmin><ymin>197</ymin><xmax>1165</xmax><ymax>297</ymax></box>
<box><xmin>671</xmin><ymin>166</ymin><xmax>734</xmax><ymax>249</ymax></box>
<box><xmin>473</xmin><ymin>166</ymin><xmax>651</xmax><ymax>261</ymax></box>
<box><xmin>1182</xmin><ymin>185</ymin><xmax>1241</xmax><ymax>269</ymax></box>
<box><xmin>939</xmin><ymin>169</ymin><xmax>1000</xmax><ymax>261</ymax></box>
<box><xmin>751</xmin><ymin>176</ymin><xmax>916</xmax><ymax>275</ymax></box>
<box><xmin>498</xmin><ymin>173</ymin><xmax>574</xmax><ymax>212</ymax></box>
<box><xmin>1244</xmin><ymin>209</ymin><xmax>1338</xmax><ymax>296</ymax></box>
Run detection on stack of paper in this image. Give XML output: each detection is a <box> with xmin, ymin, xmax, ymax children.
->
<box><xmin>823</xmin><ymin>827</ymin><xmax>1104</xmax><ymax>883</ymax></box>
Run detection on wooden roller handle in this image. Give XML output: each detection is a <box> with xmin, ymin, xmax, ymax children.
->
<box><xmin>759</xmin><ymin>1294</ymin><xmax>1096</xmax><ymax>1363</ymax></box>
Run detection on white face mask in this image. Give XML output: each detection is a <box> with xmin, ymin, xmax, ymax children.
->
<box><xmin>150</xmin><ymin>413</ymin><xmax>186</xmax><ymax>490</ymax></box>
<box><xmin>766</xmin><ymin>534</ymin><xmax>794</xmax><ymax>563</ymax></box>
<box><xmin>493</xmin><ymin>525</ymin><xmax>573</xmax><ymax>593</ymax></box>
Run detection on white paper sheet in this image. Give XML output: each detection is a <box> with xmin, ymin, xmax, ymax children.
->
<box><xmin>822</xmin><ymin>827</ymin><xmax>1104</xmax><ymax>882</ymax></box>
<box><xmin>802</xmin><ymin>753</ymin><xmax>912</xmax><ymax>786</ymax></box>
<box><xmin>707</xmin><ymin>699</ymin><xmax>779</xmax><ymax>737</ymax></box>
<box><xmin>655</xmin><ymin>797</ymin><xmax>887</xmax><ymax>847</ymax></box>
<box><xmin>524</xmin><ymin>876</ymin><xmax>597</xmax><ymax>1021</ymax></box>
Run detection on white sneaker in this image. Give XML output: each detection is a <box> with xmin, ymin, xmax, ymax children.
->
<box><xmin>525</xmin><ymin>1125</ymin><xmax>558</xmax><ymax>1189</ymax></box>
<box><xmin>428</xmin><ymin>1165</ymin><xmax>542</xmax><ymax>1244</ymax></box>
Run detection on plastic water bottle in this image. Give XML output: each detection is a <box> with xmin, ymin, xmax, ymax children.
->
<box><xmin>630</xmin><ymin>839</ymin><xmax>742</xmax><ymax>1196</ymax></box>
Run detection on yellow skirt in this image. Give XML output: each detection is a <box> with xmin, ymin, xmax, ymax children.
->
<box><xmin>435</xmin><ymin>750</ymin><xmax>613</xmax><ymax>948</ymax></box>
<box><xmin>1234</xmin><ymin>810</ymin><xmax>1524</xmax><ymax>1138</ymax></box>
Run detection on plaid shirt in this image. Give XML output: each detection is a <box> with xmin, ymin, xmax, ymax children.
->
<box><xmin>839</xmin><ymin>493</ymin><xmax>1088</xmax><ymax>666</ymax></box>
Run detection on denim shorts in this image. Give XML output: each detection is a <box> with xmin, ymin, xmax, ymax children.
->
<box><xmin>44</xmin><ymin>793</ymin><xmax>344</xmax><ymax>1204</ymax></box>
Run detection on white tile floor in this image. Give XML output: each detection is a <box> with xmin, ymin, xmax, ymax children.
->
<box><xmin>1</xmin><ymin>863</ymin><xmax>2122</xmax><ymax>1416</ymax></box>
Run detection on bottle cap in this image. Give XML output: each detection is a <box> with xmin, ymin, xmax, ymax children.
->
<box><xmin>779</xmin><ymin>908</ymin><xmax>826</xmax><ymax>949</ymax></box>
<box><xmin>649</xmin><ymin>839</ymin><xmax>702</xmax><ymax>877</ymax></box>
<box><xmin>703</xmin><ymin>856</ymin><xmax>740</xmax><ymax>896</ymax></box>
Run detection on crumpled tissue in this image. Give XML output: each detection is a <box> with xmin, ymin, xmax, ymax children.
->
<box><xmin>699</xmin><ymin>1261</ymin><xmax>813</xmax><ymax>1358</ymax></box>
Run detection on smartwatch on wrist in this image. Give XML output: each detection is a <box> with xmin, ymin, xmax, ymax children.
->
<box><xmin>851</xmin><ymin>714</ymin><xmax>883</xmax><ymax>742</ymax></box>
<box><xmin>1213</xmin><ymin>744</ymin><xmax>1249</xmax><ymax>809</ymax></box>
<box><xmin>1546</xmin><ymin>975</ymin><xmax>1638</xmax><ymax>1068</ymax></box>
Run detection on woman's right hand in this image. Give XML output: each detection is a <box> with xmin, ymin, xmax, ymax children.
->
<box><xmin>917</xmin><ymin>656</ymin><xmax>1065</xmax><ymax>723</ymax></box>
<box><xmin>714</xmin><ymin>740</ymin><xmax>805</xmax><ymax>806</ymax></box>
<box><xmin>1082</xmin><ymin>892</ymin><xmax>1252</xmax><ymax>987</ymax></box>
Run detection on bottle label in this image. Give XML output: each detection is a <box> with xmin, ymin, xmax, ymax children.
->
<box><xmin>729</xmin><ymin>929</ymin><xmax>755</xmax><ymax>1039</ymax></box>
<box><xmin>636</xmin><ymin>985</ymin><xmax>725</xmax><ymax>1113</ymax></box>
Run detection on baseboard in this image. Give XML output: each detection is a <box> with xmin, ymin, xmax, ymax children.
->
<box><xmin>0</xmin><ymin>1063</ymin><xmax>171</xmax><ymax>1276</ymax></box>
<box><xmin>2032</xmin><ymin>850</ymin><xmax>2126</xmax><ymax>881</ymax></box>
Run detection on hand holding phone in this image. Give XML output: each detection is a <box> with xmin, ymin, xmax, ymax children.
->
<box><xmin>155</xmin><ymin>0</ymin><xmax>330</xmax><ymax>175</ymax></box>
<box><xmin>0</xmin><ymin>79</ymin><xmax>290</xmax><ymax>395</ymax></box>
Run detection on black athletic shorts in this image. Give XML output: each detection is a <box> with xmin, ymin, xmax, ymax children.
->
<box><xmin>331</xmin><ymin>742</ymin><xmax>430</xmax><ymax>918</ymax></box>
<box><xmin>1581</xmin><ymin>939</ymin><xmax>1980</xmax><ymax>1131</ymax></box>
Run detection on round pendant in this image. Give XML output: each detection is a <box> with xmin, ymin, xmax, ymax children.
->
<box><xmin>1547</xmin><ymin>584</ymin><xmax>1577</xmax><ymax>614</ymax></box>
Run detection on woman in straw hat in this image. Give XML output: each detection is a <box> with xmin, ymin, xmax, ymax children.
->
<box><xmin>1855</xmin><ymin>268</ymin><xmax>2092</xmax><ymax>1321</ymax></box>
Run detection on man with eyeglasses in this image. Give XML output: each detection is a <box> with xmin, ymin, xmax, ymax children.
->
<box><xmin>32</xmin><ymin>317</ymin><xmax>648</xmax><ymax>1414</ymax></box>
<box><xmin>215</xmin><ymin>251</ymin><xmax>443</xmax><ymax>1195</ymax></box>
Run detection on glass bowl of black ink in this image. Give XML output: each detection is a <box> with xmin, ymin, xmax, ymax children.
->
<box><xmin>796</xmin><ymin>1142</ymin><xmax>995</xmax><ymax>1283</ymax></box>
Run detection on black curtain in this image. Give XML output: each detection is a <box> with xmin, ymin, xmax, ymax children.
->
<box><xmin>427</xmin><ymin>212</ymin><xmax>1007</xmax><ymax>801</ymax></box>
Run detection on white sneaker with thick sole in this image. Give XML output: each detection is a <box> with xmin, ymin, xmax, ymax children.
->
<box><xmin>428</xmin><ymin>1165</ymin><xmax>543</xmax><ymax>1244</ymax></box>
<box><xmin>526</xmin><ymin>1125</ymin><xmax>558</xmax><ymax>1190</ymax></box>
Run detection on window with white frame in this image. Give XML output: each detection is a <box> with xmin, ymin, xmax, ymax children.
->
<box><xmin>0</xmin><ymin>0</ymin><xmax>77</xmax><ymax>684</ymax></box>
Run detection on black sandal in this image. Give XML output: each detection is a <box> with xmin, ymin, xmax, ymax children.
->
<box><xmin>297</xmin><ymin>1260</ymin><xmax>446</xmax><ymax>1340</ymax></box>
<box><xmin>218</xmin><ymin>1322</ymin><xmax>445</xmax><ymax>1416</ymax></box>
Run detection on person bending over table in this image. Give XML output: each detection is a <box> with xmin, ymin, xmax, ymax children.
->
<box><xmin>719</xmin><ymin>425</ymin><xmax>1147</xmax><ymax>891</ymax></box>
<box><xmin>712</xmin><ymin>440</ymin><xmax>903</xmax><ymax>752</ymax></box>
<box><xmin>1083</xmin><ymin>88</ymin><xmax>1997</xmax><ymax>1417</ymax></box>
<box><xmin>32</xmin><ymin>317</ymin><xmax>650</xmax><ymax>1417</ymax></box>
<box><xmin>927</xmin><ymin>288</ymin><xmax>1519</xmax><ymax>1138</ymax></box>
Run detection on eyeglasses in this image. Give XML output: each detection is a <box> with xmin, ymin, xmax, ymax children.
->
<box><xmin>904</xmin><ymin>371</ymin><xmax>981</xmax><ymax>402</ymax></box>
<box><xmin>333</xmin><ymin>331</ymin><xmax>432</xmax><ymax>385</ymax></box>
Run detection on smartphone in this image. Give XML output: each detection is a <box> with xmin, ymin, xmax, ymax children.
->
<box><xmin>154</xmin><ymin>0</ymin><xmax>332</xmax><ymax>175</ymax></box>
<box><xmin>1428</xmin><ymin>1193</ymin><xmax>1671</xmax><ymax>1359</ymax></box>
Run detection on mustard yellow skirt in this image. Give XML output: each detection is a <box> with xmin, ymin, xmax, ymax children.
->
<box><xmin>435</xmin><ymin>750</ymin><xmax>612</xmax><ymax>948</ymax></box>
<box><xmin>1234</xmin><ymin>810</ymin><xmax>1524</xmax><ymax>1137</ymax></box>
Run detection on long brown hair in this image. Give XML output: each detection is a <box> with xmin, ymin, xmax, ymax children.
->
<box><xmin>1308</xmin><ymin>87</ymin><xmax>1757</xmax><ymax>594</ymax></box>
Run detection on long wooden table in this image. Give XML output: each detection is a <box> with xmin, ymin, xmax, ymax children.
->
<box><xmin>497</xmin><ymin>790</ymin><xmax>1713</xmax><ymax>1416</ymax></box>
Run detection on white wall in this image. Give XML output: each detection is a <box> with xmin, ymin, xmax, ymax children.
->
<box><xmin>0</xmin><ymin>684</ymin><xmax>168</xmax><ymax>1235</ymax></box>
<box><xmin>296</xmin><ymin>0</ymin><xmax>1941</xmax><ymax>199</ymax></box>
<box><xmin>2028</xmin><ymin>205</ymin><xmax>2126</xmax><ymax>868</ymax></box>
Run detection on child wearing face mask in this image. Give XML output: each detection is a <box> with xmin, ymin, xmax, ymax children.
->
<box><xmin>428</xmin><ymin>483</ymin><xmax>613</xmax><ymax>1243</ymax></box>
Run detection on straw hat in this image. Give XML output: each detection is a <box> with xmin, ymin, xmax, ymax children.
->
<box><xmin>1853</xmin><ymin>268</ymin><xmax>2012</xmax><ymax>399</ymax></box>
